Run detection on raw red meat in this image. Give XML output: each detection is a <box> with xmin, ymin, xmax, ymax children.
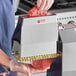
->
<box><xmin>28</xmin><ymin>5</ymin><xmax>47</xmax><ymax>17</ymax></box>
<box><xmin>31</xmin><ymin>58</ymin><xmax>53</xmax><ymax>70</ymax></box>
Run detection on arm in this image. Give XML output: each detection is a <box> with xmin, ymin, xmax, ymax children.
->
<box><xmin>0</xmin><ymin>49</ymin><xmax>28</xmax><ymax>74</ymax></box>
<box><xmin>0</xmin><ymin>49</ymin><xmax>11</xmax><ymax>68</ymax></box>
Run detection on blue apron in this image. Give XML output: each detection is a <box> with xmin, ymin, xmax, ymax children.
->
<box><xmin>0</xmin><ymin>0</ymin><xmax>16</xmax><ymax>60</ymax></box>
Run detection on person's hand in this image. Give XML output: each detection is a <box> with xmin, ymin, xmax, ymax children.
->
<box><xmin>28</xmin><ymin>0</ymin><xmax>55</xmax><ymax>17</ymax></box>
<box><xmin>37</xmin><ymin>0</ymin><xmax>54</xmax><ymax>11</ymax></box>
<box><xmin>10</xmin><ymin>60</ymin><xmax>44</xmax><ymax>76</ymax></box>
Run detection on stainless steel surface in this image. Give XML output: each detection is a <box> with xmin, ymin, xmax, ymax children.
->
<box><xmin>59</xmin><ymin>21</ymin><xmax>76</xmax><ymax>75</ymax></box>
<box><xmin>63</xmin><ymin>71</ymin><xmax>76</xmax><ymax>76</ymax></box>
<box><xmin>21</xmin><ymin>15</ymin><xmax>57</xmax><ymax>58</ymax></box>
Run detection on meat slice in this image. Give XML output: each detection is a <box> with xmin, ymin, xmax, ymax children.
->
<box><xmin>31</xmin><ymin>58</ymin><xmax>53</xmax><ymax>70</ymax></box>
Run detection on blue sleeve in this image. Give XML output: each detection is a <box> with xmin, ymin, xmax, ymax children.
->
<box><xmin>0</xmin><ymin>0</ymin><xmax>17</xmax><ymax>61</ymax></box>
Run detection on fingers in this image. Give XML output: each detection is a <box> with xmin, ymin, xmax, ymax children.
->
<box><xmin>37</xmin><ymin>0</ymin><xmax>42</xmax><ymax>8</ymax></box>
<box><xmin>37</xmin><ymin>0</ymin><xmax>47</xmax><ymax>10</ymax></box>
<box><xmin>40</xmin><ymin>0</ymin><xmax>47</xmax><ymax>10</ymax></box>
<box><xmin>23</xmin><ymin>64</ymin><xmax>32</xmax><ymax>76</ymax></box>
<box><xmin>37</xmin><ymin>0</ymin><xmax>54</xmax><ymax>11</ymax></box>
<box><xmin>44</xmin><ymin>0</ymin><xmax>54</xmax><ymax>10</ymax></box>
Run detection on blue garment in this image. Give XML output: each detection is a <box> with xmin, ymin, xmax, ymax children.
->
<box><xmin>0</xmin><ymin>0</ymin><xmax>16</xmax><ymax>60</ymax></box>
